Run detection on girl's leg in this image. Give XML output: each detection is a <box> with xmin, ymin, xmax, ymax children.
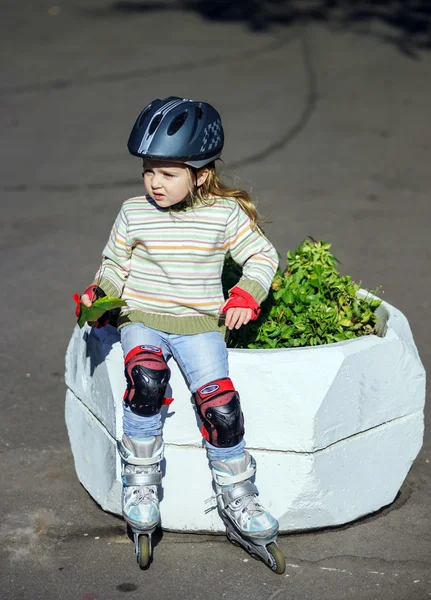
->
<box><xmin>118</xmin><ymin>324</ymin><xmax>172</xmax><ymax>565</ymax></box>
<box><xmin>121</xmin><ymin>323</ymin><xmax>172</xmax><ymax>438</ymax></box>
<box><xmin>169</xmin><ymin>332</ymin><xmax>278</xmax><ymax>541</ymax></box>
<box><xmin>169</xmin><ymin>330</ymin><xmax>245</xmax><ymax>459</ymax></box>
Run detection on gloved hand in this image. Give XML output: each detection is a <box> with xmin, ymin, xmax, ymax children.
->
<box><xmin>219</xmin><ymin>286</ymin><xmax>261</xmax><ymax>330</ymax></box>
<box><xmin>73</xmin><ymin>285</ymin><xmax>110</xmax><ymax>328</ymax></box>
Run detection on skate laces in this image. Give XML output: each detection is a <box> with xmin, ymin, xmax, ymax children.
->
<box><xmin>126</xmin><ymin>464</ymin><xmax>159</xmax><ymax>505</ymax></box>
<box><xmin>232</xmin><ymin>494</ymin><xmax>264</xmax><ymax>519</ymax></box>
<box><xmin>132</xmin><ymin>485</ymin><xmax>157</xmax><ymax>505</ymax></box>
<box><xmin>205</xmin><ymin>490</ymin><xmax>263</xmax><ymax>519</ymax></box>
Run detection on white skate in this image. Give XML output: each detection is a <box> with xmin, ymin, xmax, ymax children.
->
<box><xmin>117</xmin><ymin>434</ymin><xmax>164</xmax><ymax>568</ymax></box>
<box><xmin>208</xmin><ymin>451</ymin><xmax>285</xmax><ymax>574</ymax></box>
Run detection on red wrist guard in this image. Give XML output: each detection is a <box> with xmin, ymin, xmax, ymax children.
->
<box><xmin>222</xmin><ymin>286</ymin><xmax>261</xmax><ymax>321</ymax></box>
<box><xmin>82</xmin><ymin>284</ymin><xmax>102</xmax><ymax>304</ymax></box>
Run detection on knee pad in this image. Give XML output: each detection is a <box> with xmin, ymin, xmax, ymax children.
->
<box><xmin>123</xmin><ymin>345</ymin><xmax>170</xmax><ymax>416</ymax></box>
<box><xmin>194</xmin><ymin>378</ymin><xmax>244</xmax><ymax>448</ymax></box>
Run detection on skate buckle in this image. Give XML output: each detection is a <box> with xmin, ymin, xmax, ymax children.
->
<box><xmin>204</xmin><ymin>494</ymin><xmax>218</xmax><ymax>514</ymax></box>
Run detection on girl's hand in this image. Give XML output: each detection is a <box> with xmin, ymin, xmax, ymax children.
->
<box><xmin>225</xmin><ymin>307</ymin><xmax>252</xmax><ymax>330</ymax></box>
<box><xmin>81</xmin><ymin>293</ymin><xmax>93</xmax><ymax>308</ymax></box>
<box><xmin>75</xmin><ymin>285</ymin><xmax>109</xmax><ymax>328</ymax></box>
<box><xmin>219</xmin><ymin>300</ymin><xmax>252</xmax><ymax>330</ymax></box>
<box><xmin>81</xmin><ymin>286</ymin><xmax>99</xmax><ymax>326</ymax></box>
<box><xmin>219</xmin><ymin>287</ymin><xmax>260</xmax><ymax>330</ymax></box>
<box><xmin>81</xmin><ymin>293</ymin><xmax>97</xmax><ymax>325</ymax></box>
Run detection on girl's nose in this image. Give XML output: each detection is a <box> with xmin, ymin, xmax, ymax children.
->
<box><xmin>151</xmin><ymin>172</ymin><xmax>163</xmax><ymax>189</ymax></box>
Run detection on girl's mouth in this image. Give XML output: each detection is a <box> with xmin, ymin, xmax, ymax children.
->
<box><xmin>153</xmin><ymin>192</ymin><xmax>164</xmax><ymax>199</ymax></box>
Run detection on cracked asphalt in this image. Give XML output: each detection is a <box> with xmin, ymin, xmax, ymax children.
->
<box><xmin>0</xmin><ymin>1</ymin><xmax>430</xmax><ymax>599</ymax></box>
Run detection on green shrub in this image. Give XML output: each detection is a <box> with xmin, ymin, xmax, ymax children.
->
<box><xmin>223</xmin><ymin>238</ymin><xmax>382</xmax><ymax>349</ymax></box>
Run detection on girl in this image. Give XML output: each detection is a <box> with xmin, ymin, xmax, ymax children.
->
<box><xmin>78</xmin><ymin>97</ymin><xmax>285</xmax><ymax>573</ymax></box>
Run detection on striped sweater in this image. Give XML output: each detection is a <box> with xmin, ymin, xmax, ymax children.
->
<box><xmin>94</xmin><ymin>195</ymin><xmax>279</xmax><ymax>335</ymax></box>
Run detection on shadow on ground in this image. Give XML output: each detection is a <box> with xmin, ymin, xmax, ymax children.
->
<box><xmin>111</xmin><ymin>0</ymin><xmax>431</xmax><ymax>57</ymax></box>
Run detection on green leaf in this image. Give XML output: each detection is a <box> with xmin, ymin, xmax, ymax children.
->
<box><xmin>333</xmin><ymin>333</ymin><xmax>347</xmax><ymax>342</ymax></box>
<box><xmin>77</xmin><ymin>296</ymin><xmax>128</xmax><ymax>328</ymax></box>
<box><xmin>281</xmin><ymin>326</ymin><xmax>295</xmax><ymax>339</ymax></box>
<box><xmin>282</xmin><ymin>290</ymin><xmax>294</xmax><ymax>305</ymax></box>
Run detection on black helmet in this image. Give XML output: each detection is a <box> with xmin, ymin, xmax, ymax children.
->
<box><xmin>127</xmin><ymin>97</ymin><xmax>224</xmax><ymax>168</ymax></box>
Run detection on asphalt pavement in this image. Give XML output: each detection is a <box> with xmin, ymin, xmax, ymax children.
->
<box><xmin>1</xmin><ymin>1</ymin><xmax>430</xmax><ymax>599</ymax></box>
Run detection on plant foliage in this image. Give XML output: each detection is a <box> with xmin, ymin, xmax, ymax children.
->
<box><xmin>223</xmin><ymin>238</ymin><xmax>382</xmax><ymax>349</ymax></box>
<box><xmin>77</xmin><ymin>296</ymin><xmax>128</xmax><ymax>329</ymax></box>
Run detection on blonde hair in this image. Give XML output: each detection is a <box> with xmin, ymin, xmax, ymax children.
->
<box><xmin>172</xmin><ymin>162</ymin><xmax>264</xmax><ymax>233</ymax></box>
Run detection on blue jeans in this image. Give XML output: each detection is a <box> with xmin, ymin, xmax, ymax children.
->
<box><xmin>120</xmin><ymin>323</ymin><xmax>246</xmax><ymax>461</ymax></box>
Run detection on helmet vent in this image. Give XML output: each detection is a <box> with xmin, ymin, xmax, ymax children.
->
<box><xmin>196</xmin><ymin>106</ymin><xmax>203</xmax><ymax>120</ymax></box>
<box><xmin>137</xmin><ymin>105</ymin><xmax>152</xmax><ymax>129</ymax></box>
<box><xmin>148</xmin><ymin>113</ymin><xmax>163</xmax><ymax>135</ymax></box>
<box><xmin>167</xmin><ymin>112</ymin><xmax>188</xmax><ymax>136</ymax></box>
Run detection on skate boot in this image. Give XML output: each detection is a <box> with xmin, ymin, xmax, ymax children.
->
<box><xmin>208</xmin><ymin>451</ymin><xmax>285</xmax><ymax>574</ymax></box>
<box><xmin>117</xmin><ymin>434</ymin><xmax>164</xmax><ymax>568</ymax></box>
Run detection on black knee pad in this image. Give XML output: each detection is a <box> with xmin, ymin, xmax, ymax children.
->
<box><xmin>123</xmin><ymin>345</ymin><xmax>170</xmax><ymax>416</ymax></box>
<box><xmin>194</xmin><ymin>378</ymin><xmax>244</xmax><ymax>448</ymax></box>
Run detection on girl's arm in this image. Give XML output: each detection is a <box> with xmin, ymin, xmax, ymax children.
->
<box><xmin>224</xmin><ymin>203</ymin><xmax>279</xmax><ymax>305</ymax></box>
<box><xmin>93</xmin><ymin>204</ymin><xmax>132</xmax><ymax>298</ymax></box>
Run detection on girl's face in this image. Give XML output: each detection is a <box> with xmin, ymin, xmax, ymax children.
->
<box><xmin>143</xmin><ymin>160</ymin><xmax>207</xmax><ymax>208</ymax></box>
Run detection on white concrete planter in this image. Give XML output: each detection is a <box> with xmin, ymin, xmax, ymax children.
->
<box><xmin>65</xmin><ymin>294</ymin><xmax>426</xmax><ymax>533</ymax></box>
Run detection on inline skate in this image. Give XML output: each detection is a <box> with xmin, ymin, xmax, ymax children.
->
<box><xmin>207</xmin><ymin>451</ymin><xmax>285</xmax><ymax>574</ymax></box>
<box><xmin>117</xmin><ymin>434</ymin><xmax>164</xmax><ymax>568</ymax></box>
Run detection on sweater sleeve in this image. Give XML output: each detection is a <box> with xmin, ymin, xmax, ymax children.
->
<box><xmin>93</xmin><ymin>204</ymin><xmax>132</xmax><ymax>298</ymax></box>
<box><xmin>224</xmin><ymin>203</ymin><xmax>279</xmax><ymax>304</ymax></box>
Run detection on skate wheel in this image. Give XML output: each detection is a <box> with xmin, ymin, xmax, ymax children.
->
<box><xmin>267</xmin><ymin>543</ymin><xmax>286</xmax><ymax>575</ymax></box>
<box><xmin>226</xmin><ymin>532</ymin><xmax>240</xmax><ymax>547</ymax></box>
<box><xmin>136</xmin><ymin>535</ymin><xmax>151</xmax><ymax>569</ymax></box>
